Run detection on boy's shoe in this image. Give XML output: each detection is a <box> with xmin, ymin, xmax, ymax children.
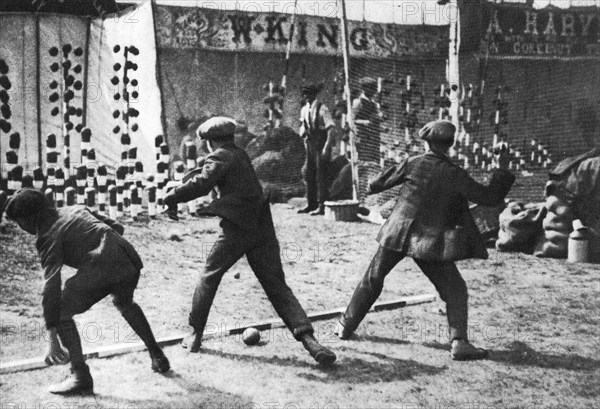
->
<box><xmin>450</xmin><ymin>339</ymin><xmax>489</xmax><ymax>361</ymax></box>
<box><xmin>334</xmin><ymin>321</ymin><xmax>353</xmax><ymax>340</ymax></box>
<box><xmin>300</xmin><ymin>334</ymin><xmax>337</xmax><ymax>366</ymax></box>
<box><xmin>150</xmin><ymin>349</ymin><xmax>171</xmax><ymax>373</ymax></box>
<box><xmin>181</xmin><ymin>331</ymin><xmax>202</xmax><ymax>353</ymax></box>
<box><xmin>48</xmin><ymin>365</ymin><xmax>94</xmax><ymax>395</ymax></box>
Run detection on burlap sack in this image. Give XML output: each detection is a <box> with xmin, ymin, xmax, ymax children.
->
<box><xmin>496</xmin><ymin>202</ymin><xmax>546</xmax><ymax>254</ymax></box>
<box><xmin>534</xmin><ymin>152</ymin><xmax>600</xmax><ymax>261</ymax></box>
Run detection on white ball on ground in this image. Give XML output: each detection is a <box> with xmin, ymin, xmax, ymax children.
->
<box><xmin>242</xmin><ymin>327</ymin><xmax>260</xmax><ymax>346</ymax></box>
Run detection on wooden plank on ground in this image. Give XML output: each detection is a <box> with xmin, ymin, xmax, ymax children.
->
<box><xmin>0</xmin><ymin>294</ymin><xmax>436</xmax><ymax>374</ymax></box>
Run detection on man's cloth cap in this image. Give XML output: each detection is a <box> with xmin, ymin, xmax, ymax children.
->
<box><xmin>302</xmin><ymin>82</ymin><xmax>324</xmax><ymax>94</ymax></box>
<box><xmin>418</xmin><ymin>120</ymin><xmax>456</xmax><ymax>145</ymax></box>
<box><xmin>196</xmin><ymin>117</ymin><xmax>237</xmax><ymax>140</ymax></box>
<box><xmin>359</xmin><ymin>77</ymin><xmax>378</xmax><ymax>89</ymax></box>
<box><xmin>4</xmin><ymin>188</ymin><xmax>46</xmax><ymax>220</ymax></box>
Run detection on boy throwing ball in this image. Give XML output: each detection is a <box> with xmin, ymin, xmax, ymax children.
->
<box><xmin>1</xmin><ymin>188</ymin><xmax>170</xmax><ymax>395</ymax></box>
<box><xmin>164</xmin><ymin>117</ymin><xmax>337</xmax><ymax>366</ymax></box>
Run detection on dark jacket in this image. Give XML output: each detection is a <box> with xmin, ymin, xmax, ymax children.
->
<box><xmin>173</xmin><ymin>142</ymin><xmax>266</xmax><ymax>230</ymax></box>
<box><xmin>37</xmin><ymin>206</ymin><xmax>142</xmax><ymax>328</ymax></box>
<box><xmin>370</xmin><ymin>151</ymin><xmax>515</xmax><ymax>261</ymax></box>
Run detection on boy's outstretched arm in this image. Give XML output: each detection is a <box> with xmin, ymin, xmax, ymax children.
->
<box><xmin>164</xmin><ymin>153</ymin><xmax>228</xmax><ymax>206</ymax></box>
<box><xmin>368</xmin><ymin>160</ymin><xmax>409</xmax><ymax>195</ymax></box>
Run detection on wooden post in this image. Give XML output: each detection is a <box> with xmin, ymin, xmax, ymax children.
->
<box><xmin>338</xmin><ymin>0</ymin><xmax>359</xmax><ymax>202</ymax></box>
<box><xmin>448</xmin><ymin>0</ymin><xmax>461</xmax><ymax>129</ymax></box>
<box><xmin>280</xmin><ymin>0</ymin><xmax>298</xmax><ymax>93</ymax></box>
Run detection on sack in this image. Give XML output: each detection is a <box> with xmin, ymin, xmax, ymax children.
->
<box><xmin>496</xmin><ymin>202</ymin><xmax>546</xmax><ymax>254</ymax></box>
<box><xmin>534</xmin><ymin>194</ymin><xmax>573</xmax><ymax>259</ymax></box>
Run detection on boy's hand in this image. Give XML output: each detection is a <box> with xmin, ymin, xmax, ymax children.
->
<box><xmin>163</xmin><ymin>188</ymin><xmax>180</xmax><ymax>221</ymax></box>
<box><xmin>45</xmin><ymin>328</ymin><xmax>70</xmax><ymax>365</ymax></box>
<box><xmin>163</xmin><ymin>188</ymin><xmax>178</xmax><ymax>208</ymax></box>
<box><xmin>112</xmin><ymin>223</ymin><xmax>125</xmax><ymax>236</ymax></box>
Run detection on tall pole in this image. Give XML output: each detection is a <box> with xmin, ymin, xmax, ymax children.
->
<box><xmin>338</xmin><ymin>0</ymin><xmax>359</xmax><ymax>201</ymax></box>
<box><xmin>448</xmin><ymin>0</ymin><xmax>461</xmax><ymax>129</ymax></box>
<box><xmin>281</xmin><ymin>0</ymin><xmax>298</xmax><ymax>93</ymax></box>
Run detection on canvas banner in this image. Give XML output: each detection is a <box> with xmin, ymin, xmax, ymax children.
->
<box><xmin>482</xmin><ymin>4</ymin><xmax>600</xmax><ymax>58</ymax></box>
<box><xmin>0</xmin><ymin>0</ymin><xmax>163</xmax><ymax>178</ymax></box>
<box><xmin>154</xmin><ymin>6</ymin><xmax>448</xmax><ymax>59</ymax></box>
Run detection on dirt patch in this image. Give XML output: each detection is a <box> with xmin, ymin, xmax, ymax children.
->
<box><xmin>1</xmin><ymin>205</ymin><xmax>599</xmax><ymax>408</ymax></box>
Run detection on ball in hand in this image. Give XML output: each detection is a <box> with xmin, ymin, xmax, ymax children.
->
<box><xmin>242</xmin><ymin>328</ymin><xmax>260</xmax><ymax>346</ymax></box>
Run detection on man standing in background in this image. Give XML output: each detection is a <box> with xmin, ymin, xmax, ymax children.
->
<box><xmin>353</xmin><ymin>77</ymin><xmax>383</xmax><ymax>198</ymax></box>
<box><xmin>298</xmin><ymin>83</ymin><xmax>336</xmax><ymax>216</ymax></box>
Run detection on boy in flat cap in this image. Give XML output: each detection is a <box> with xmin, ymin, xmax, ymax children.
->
<box><xmin>337</xmin><ymin>120</ymin><xmax>515</xmax><ymax>360</ymax></box>
<box><xmin>164</xmin><ymin>117</ymin><xmax>337</xmax><ymax>366</ymax></box>
<box><xmin>3</xmin><ymin>188</ymin><xmax>170</xmax><ymax>395</ymax></box>
<box><xmin>298</xmin><ymin>82</ymin><xmax>336</xmax><ymax>215</ymax></box>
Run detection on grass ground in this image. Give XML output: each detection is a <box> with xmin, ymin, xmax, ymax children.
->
<box><xmin>1</xmin><ymin>204</ymin><xmax>599</xmax><ymax>408</ymax></box>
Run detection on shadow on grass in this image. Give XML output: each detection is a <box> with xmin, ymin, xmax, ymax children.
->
<box><xmin>161</xmin><ymin>370</ymin><xmax>254</xmax><ymax>407</ymax></box>
<box><xmin>424</xmin><ymin>340</ymin><xmax>600</xmax><ymax>371</ymax></box>
<box><xmin>489</xmin><ymin>341</ymin><xmax>600</xmax><ymax>371</ymax></box>
<box><xmin>200</xmin><ymin>346</ymin><xmax>445</xmax><ymax>384</ymax></box>
<box><xmin>93</xmin><ymin>390</ymin><xmax>252</xmax><ymax>409</ymax></box>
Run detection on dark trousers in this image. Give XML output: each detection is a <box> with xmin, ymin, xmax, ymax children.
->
<box><xmin>341</xmin><ymin>245</ymin><xmax>469</xmax><ymax>341</ymax></box>
<box><xmin>57</xmin><ymin>254</ymin><xmax>161</xmax><ymax>371</ymax></box>
<box><xmin>302</xmin><ymin>138</ymin><xmax>327</xmax><ymax>209</ymax></box>
<box><xmin>189</xmin><ymin>214</ymin><xmax>314</xmax><ymax>340</ymax></box>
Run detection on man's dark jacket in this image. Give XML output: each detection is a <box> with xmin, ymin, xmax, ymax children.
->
<box><xmin>173</xmin><ymin>143</ymin><xmax>266</xmax><ymax>230</ymax></box>
<box><xmin>370</xmin><ymin>151</ymin><xmax>515</xmax><ymax>261</ymax></box>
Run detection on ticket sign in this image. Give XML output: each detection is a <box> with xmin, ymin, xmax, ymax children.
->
<box><xmin>481</xmin><ymin>4</ymin><xmax>600</xmax><ymax>58</ymax></box>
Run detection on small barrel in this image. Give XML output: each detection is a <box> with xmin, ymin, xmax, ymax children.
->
<box><xmin>44</xmin><ymin>188</ymin><xmax>55</xmax><ymax>207</ymax></box>
<box><xmin>174</xmin><ymin>161</ymin><xmax>185</xmax><ymax>182</ymax></box>
<box><xmin>147</xmin><ymin>186</ymin><xmax>157</xmax><ymax>219</ymax></box>
<box><xmin>22</xmin><ymin>175</ymin><xmax>34</xmax><ymax>188</ymax></box>
<box><xmin>85</xmin><ymin>186</ymin><xmax>96</xmax><ymax>207</ymax></box>
<box><xmin>108</xmin><ymin>185</ymin><xmax>118</xmax><ymax>220</ymax></box>
<box><xmin>160</xmin><ymin>143</ymin><xmax>170</xmax><ymax>164</ymax></box>
<box><xmin>155</xmin><ymin>135</ymin><xmax>164</xmax><ymax>161</ymax></box>
<box><xmin>65</xmin><ymin>186</ymin><xmax>76</xmax><ymax>206</ymax></box>
<box><xmin>33</xmin><ymin>167</ymin><xmax>45</xmax><ymax>190</ymax></box>
<box><xmin>185</xmin><ymin>142</ymin><xmax>197</xmax><ymax>170</ymax></box>
<box><xmin>129</xmin><ymin>185</ymin><xmax>140</xmax><ymax>219</ymax></box>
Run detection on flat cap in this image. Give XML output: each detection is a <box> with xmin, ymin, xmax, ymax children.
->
<box><xmin>359</xmin><ymin>77</ymin><xmax>378</xmax><ymax>89</ymax></box>
<box><xmin>4</xmin><ymin>188</ymin><xmax>47</xmax><ymax>220</ymax></box>
<box><xmin>196</xmin><ymin>117</ymin><xmax>237</xmax><ymax>140</ymax></box>
<box><xmin>301</xmin><ymin>82</ymin><xmax>324</xmax><ymax>94</ymax></box>
<box><xmin>418</xmin><ymin>120</ymin><xmax>456</xmax><ymax>145</ymax></box>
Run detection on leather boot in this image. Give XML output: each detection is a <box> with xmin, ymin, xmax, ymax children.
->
<box><xmin>335</xmin><ymin>320</ymin><xmax>353</xmax><ymax>340</ymax></box>
<box><xmin>310</xmin><ymin>205</ymin><xmax>325</xmax><ymax>216</ymax></box>
<box><xmin>300</xmin><ymin>334</ymin><xmax>336</xmax><ymax>366</ymax></box>
<box><xmin>451</xmin><ymin>339</ymin><xmax>489</xmax><ymax>361</ymax></box>
<box><xmin>150</xmin><ymin>349</ymin><xmax>171</xmax><ymax>373</ymax></box>
<box><xmin>298</xmin><ymin>205</ymin><xmax>317</xmax><ymax>214</ymax></box>
<box><xmin>48</xmin><ymin>364</ymin><xmax>94</xmax><ymax>395</ymax></box>
<box><xmin>181</xmin><ymin>330</ymin><xmax>202</xmax><ymax>353</ymax></box>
